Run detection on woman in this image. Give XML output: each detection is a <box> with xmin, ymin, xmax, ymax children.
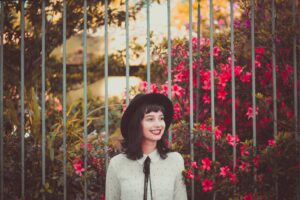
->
<box><xmin>105</xmin><ymin>93</ymin><xmax>187</xmax><ymax>200</ymax></box>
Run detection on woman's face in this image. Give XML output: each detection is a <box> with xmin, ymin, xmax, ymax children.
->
<box><xmin>141</xmin><ymin>110</ymin><xmax>166</xmax><ymax>143</ymax></box>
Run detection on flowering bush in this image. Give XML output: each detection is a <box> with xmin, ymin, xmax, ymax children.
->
<box><xmin>137</xmin><ymin>1</ymin><xmax>299</xmax><ymax>199</ymax></box>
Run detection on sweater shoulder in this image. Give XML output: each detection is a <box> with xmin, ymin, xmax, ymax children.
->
<box><xmin>167</xmin><ymin>151</ymin><xmax>184</xmax><ymax>163</ymax></box>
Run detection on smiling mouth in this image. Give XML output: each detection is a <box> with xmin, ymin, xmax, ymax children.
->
<box><xmin>151</xmin><ymin>130</ymin><xmax>162</xmax><ymax>135</ymax></box>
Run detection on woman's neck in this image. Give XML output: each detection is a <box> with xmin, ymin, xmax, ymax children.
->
<box><xmin>141</xmin><ymin>140</ymin><xmax>157</xmax><ymax>155</ymax></box>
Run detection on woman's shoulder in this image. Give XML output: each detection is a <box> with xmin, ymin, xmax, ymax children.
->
<box><xmin>166</xmin><ymin>151</ymin><xmax>184</xmax><ymax>163</ymax></box>
<box><xmin>109</xmin><ymin>153</ymin><xmax>129</xmax><ymax>166</ymax></box>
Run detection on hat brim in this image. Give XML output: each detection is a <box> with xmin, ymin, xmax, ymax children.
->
<box><xmin>121</xmin><ymin>93</ymin><xmax>174</xmax><ymax>139</ymax></box>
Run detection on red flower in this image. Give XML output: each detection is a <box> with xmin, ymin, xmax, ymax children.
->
<box><xmin>229</xmin><ymin>172</ymin><xmax>237</xmax><ymax>184</ymax></box>
<box><xmin>255</xmin><ymin>47</ymin><xmax>265</xmax><ymax>54</ymax></box>
<box><xmin>186</xmin><ymin>169</ymin><xmax>194</xmax><ymax>179</ymax></box>
<box><xmin>219</xmin><ymin>166</ymin><xmax>230</xmax><ymax>177</ymax></box>
<box><xmin>240</xmin><ymin>144</ymin><xmax>249</xmax><ymax>157</ymax></box>
<box><xmin>203</xmin><ymin>93</ymin><xmax>211</xmax><ymax>104</ymax></box>
<box><xmin>253</xmin><ymin>155</ymin><xmax>260</xmax><ymax>168</ymax></box>
<box><xmin>80</xmin><ymin>143</ymin><xmax>91</xmax><ymax>152</ymax></box>
<box><xmin>73</xmin><ymin>158</ymin><xmax>85</xmax><ymax>176</ymax></box>
<box><xmin>202</xmin><ymin>178</ymin><xmax>214</xmax><ymax>192</ymax></box>
<box><xmin>268</xmin><ymin>139</ymin><xmax>276</xmax><ymax>146</ymax></box>
<box><xmin>53</xmin><ymin>97</ymin><xmax>62</xmax><ymax>112</ymax></box>
<box><xmin>201</xmin><ymin>157</ymin><xmax>212</xmax><ymax>171</ymax></box>
<box><xmin>100</xmin><ymin>194</ymin><xmax>105</xmax><ymax>200</ymax></box>
<box><xmin>246</xmin><ymin>106</ymin><xmax>259</xmax><ymax>119</ymax></box>
<box><xmin>174</xmin><ymin>71</ymin><xmax>184</xmax><ymax>82</ymax></box>
<box><xmin>139</xmin><ymin>81</ymin><xmax>148</xmax><ymax>92</ymax></box>
<box><xmin>215</xmin><ymin>127</ymin><xmax>222</xmax><ymax>140</ymax></box>
<box><xmin>234</xmin><ymin>65</ymin><xmax>243</xmax><ymax>76</ymax></box>
<box><xmin>160</xmin><ymin>84</ymin><xmax>168</xmax><ymax>95</ymax></box>
<box><xmin>150</xmin><ymin>83</ymin><xmax>158</xmax><ymax>93</ymax></box>
<box><xmin>240</xmin><ymin>72</ymin><xmax>251</xmax><ymax>83</ymax></box>
<box><xmin>172</xmin><ymin>84</ymin><xmax>184</xmax><ymax>97</ymax></box>
<box><xmin>243</xmin><ymin>193</ymin><xmax>253</xmax><ymax>200</ymax></box>
<box><xmin>239</xmin><ymin>161</ymin><xmax>250</xmax><ymax>172</ymax></box>
<box><xmin>226</xmin><ymin>133</ymin><xmax>240</xmax><ymax>146</ymax></box>
<box><xmin>202</xmin><ymin>80</ymin><xmax>211</xmax><ymax>90</ymax></box>
<box><xmin>191</xmin><ymin>161</ymin><xmax>199</xmax><ymax>169</ymax></box>
<box><xmin>213</xmin><ymin>46</ymin><xmax>221</xmax><ymax>57</ymax></box>
<box><xmin>217</xmin><ymin>89</ymin><xmax>227</xmax><ymax>101</ymax></box>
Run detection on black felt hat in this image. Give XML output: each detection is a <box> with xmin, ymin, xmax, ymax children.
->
<box><xmin>120</xmin><ymin>93</ymin><xmax>174</xmax><ymax>140</ymax></box>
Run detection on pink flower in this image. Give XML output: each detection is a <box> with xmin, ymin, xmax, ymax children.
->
<box><xmin>80</xmin><ymin>143</ymin><xmax>91</xmax><ymax>152</ymax></box>
<box><xmin>219</xmin><ymin>166</ymin><xmax>230</xmax><ymax>177</ymax></box>
<box><xmin>229</xmin><ymin>173</ymin><xmax>237</xmax><ymax>184</ymax></box>
<box><xmin>218</xmin><ymin>19</ymin><xmax>225</xmax><ymax>25</ymax></box>
<box><xmin>203</xmin><ymin>93</ymin><xmax>211</xmax><ymax>104</ymax></box>
<box><xmin>234</xmin><ymin>66</ymin><xmax>243</xmax><ymax>76</ymax></box>
<box><xmin>202</xmin><ymin>178</ymin><xmax>214</xmax><ymax>192</ymax></box>
<box><xmin>54</xmin><ymin>97</ymin><xmax>62</xmax><ymax>112</ymax></box>
<box><xmin>253</xmin><ymin>155</ymin><xmax>260</xmax><ymax>168</ymax></box>
<box><xmin>139</xmin><ymin>81</ymin><xmax>148</xmax><ymax>92</ymax></box>
<box><xmin>186</xmin><ymin>169</ymin><xmax>194</xmax><ymax>179</ymax></box>
<box><xmin>268</xmin><ymin>139</ymin><xmax>276</xmax><ymax>146</ymax></box>
<box><xmin>243</xmin><ymin>193</ymin><xmax>253</xmax><ymax>200</ymax></box>
<box><xmin>246</xmin><ymin>106</ymin><xmax>259</xmax><ymax>119</ymax></box>
<box><xmin>213</xmin><ymin>46</ymin><xmax>221</xmax><ymax>57</ymax></box>
<box><xmin>73</xmin><ymin>158</ymin><xmax>85</xmax><ymax>176</ymax></box>
<box><xmin>202</xmin><ymin>80</ymin><xmax>211</xmax><ymax>90</ymax></box>
<box><xmin>215</xmin><ymin>127</ymin><xmax>222</xmax><ymax>140</ymax></box>
<box><xmin>240</xmin><ymin>144</ymin><xmax>249</xmax><ymax>157</ymax></box>
<box><xmin>201</xmin><ymin>157</ymin><xmax>212</xmax><ymax>171</ymax></box>
<box><xmin>150</xmin><ymin>83</ymin><xmax>158</xmax><ymax>93</ymax></box>
<box><xmin>173</xmin><ymin>103</ymin><xmax>181</xmax><ymax>120</ymax></box>
<box><xmin>100</xmin><ymin>194</ymin><xmax>105</xmax><ymax>200</ymax></box>
<box><xmin>255</xmin><ymin>47</ymin><xmax>265</xmax><ymax>54</ymax></box>
<box><xmin>255</xmin><ymin>60</ymin><xmax>261</xmax><ymax>68</ymax></box>
<box><xmin>239</xmin><ymin>161</ymin><xmax>250</xmax><ymax>172</ymax></box>
<box><xmin>160</xmin><ymin>84</ymin><xmax>168</xmax><ymax>95</ymax></box>
<box><xmin>172</xmin><ymin>84</ymin><xmax>184</xmax><ymax>97</ymax></box>
<box><xmin>227</xmin><ymin>133</ymin><xmax>240</xmax><ymax>146</ymax></box>
<box><xmin>191</xmin><ymin>161</ymin><xmax>199</xmax><ymax>169</ymax></box>
<box><xmin>174</xmin><ymin>71</ymin><xmax>184</xmax><ymax>82</ymax></box>
<box><xmin>217</xmin><ymin>89</ymin><xmax>227</xmax><ymax>101</ymax></box>
<box><xmin>240</xmin><ymin>72</ymin><xmax>251</xmax><ymax>83</ymax></box>
<box><xmin>199</xmin><ymin>123</ymin><xmax>206</xmax><ymax>131</ymax></box>
<box><xmin>175</xmin><ymin>61</ymin><xmax>184</xmax><ymax>71</ymax></box>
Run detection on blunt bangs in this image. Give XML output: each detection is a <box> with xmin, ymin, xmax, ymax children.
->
<box><xmin>143</xmin><ymin>104</ymin><xmax>165</xmax><ymax>115</ymax></box>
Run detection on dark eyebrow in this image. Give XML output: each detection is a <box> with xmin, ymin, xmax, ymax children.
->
<box><xmin>144</xmin><ymin>113</ymin><xmax>164</xmax><ymax>117</ymax></box>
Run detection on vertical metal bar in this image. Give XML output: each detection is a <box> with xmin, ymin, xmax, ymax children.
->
<box><xmin>41</xmin><ymin>1</ymin><xmax>46</xmax><ymax>200</ymax></box>
<box><xmin>209</xmin><ymin>1</ymin><xmax>216</xmax><ymax>199</ymax></box>
<box><xmin>0</xmin><ymin>1</ymin><xmax>3</xmax><ymax>200</ymax></box>
<box><xmin>230</xmin><ymin>0</ymin><xmax>236</xmax><ymax>171</ymax></box>
<box><xmin>271</xmin><ymin>1</ymin><xmax>278</xmax><ymax>199</ymax></box>
<box><xmin>167</xmin><ymin>0</ymin><xmax>172</xmax><ymax>144</ymax></box>
<box><xmin>292</xmin><ymin>0</ymin><xmax>299</xmax><ymax>199</ymax></box>
<box><xmin>250</xmin><ymin>0</ymin><xmax>257</xmax><ymax>193</ymax></box>
<box><xmin>209</xmin><ymin>0</ymin><xmax>215</xmax><ymax>162</ymax></box>
<box><xmin>146</xmin><ymin>0</ymin><xmax>150</xmax><ymax>93</ymax></box>
<box><xmin>196</xmin><ymin>0</ymin><xmax>200</xmax><ymax>124</ymax></box>
<box><xmin>20</xmin><ymin>0</ymin><xmax>25</xmax><ymax>199</ymax></box>
<box><xmin>271</xmin><ymin>0</ymin><xmax>277</xmax><ymax>138</ymax></box>
<box><xmin>188</xmin><ymin>1</ymin><xmax>194</xmax><ymax>200</ymax></box>
<box><xmin>125</xmin><ymin>0</ymin><xmax>129</xmax><ymax>105</ymax></box>
<box><xmin>250</xmin><ymin>0</ymin><xmax>256</xmax><ymax>153</ymax></box>
<box><xmin>104</xmin><ymin>0</ymin><xmax>109</xmax><ymax>171</ymax></box>
<box><xmin>83</xmin><ymin>0</ymin><xmax>88</xmax><ymax>199</ymax></box>
<box><xmin>62</xmin><ymin>0</ymin><xmax>67</xmax><ymax>199</ymax></box>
